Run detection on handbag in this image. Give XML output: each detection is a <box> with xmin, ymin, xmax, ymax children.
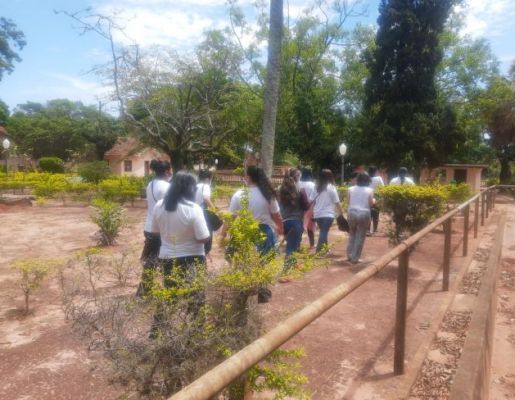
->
<box><xmin>204</xmin><ymin>209</ymin><xmax>223</xmax><ymax>231</ymax></box>
<box><xmin>336</xmin><ymin>214</ymin><xmax>349</xmax><ymax>232</ymax></box>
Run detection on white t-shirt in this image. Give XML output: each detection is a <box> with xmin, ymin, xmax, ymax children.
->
<box><xmin>370</xmin><ymin>176</ymin><xmax>385</xmax><ymax>191</ymax></box>
<box><xmin>299</xmin><ymin>181</ymin><xmax>316</xmax><ymax>201</ymax></box>
<box><xmin>229</xmin><ymin>187</ymin><xmax>280</xmax><ymax>229</ymax></box>
<box><xmin>150</xmin><ymin>199</ymin><xmax>210</xmax><ymax>259</ymax></box>
<box><xmin>310</xmin><ymin>184</ymin><xmax>340</xmax><ymax>219</ymax></box>
<box><xmin>390</xmin><ymin>176</ymin><xmax>415</xmax><ymax>185</ymax></box>
<box><xmin>348</xmin><ymin>186</ymin><xmax>373</xmax><ymax>212</ymax></box>
<box><xmin>144</xmin><ymin>179</ymin><xmax>170</xmax><ymax>232</ymax></box>
<box><xmin>195</xmin><ymin>183</ymin><xmax>211</xmax><ymax>207</ymax></box>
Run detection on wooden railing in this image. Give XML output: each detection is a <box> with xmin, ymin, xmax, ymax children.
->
<box><xmin>169</xmin><ymin>186</ymin><xmax>501</xmax><ymax>400</ymax></box>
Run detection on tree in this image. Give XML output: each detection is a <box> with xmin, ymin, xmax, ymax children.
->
<box><xmin>480</xmin><ymin>76</ymin><xmax>515</xmax><ymax>184</ymax></box>
<box><xmin>0</xmin><ymin>99</ymin><xmax>8</xmax><ymax>125</ymax></box>
<box><xmin>361</xmin><ymin>0</ymin><xmax>460</xmax><ymax>171</ymax></box>
<box><xmin>0</xmin><ymin>17</ymin><xmax>26</xmax><ymax>81</ymax></box>
<box><xmin>7</xmin><ymin>99</ymin><xmax>120</xmax><ymax>160</ymax></box>
<box><xmin>260</xmin><ymin>0</ymin><xmax>283</xmax><ymax>177</ymax></box>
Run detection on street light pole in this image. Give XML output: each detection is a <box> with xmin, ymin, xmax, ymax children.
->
<box><xmin>2</xmin><ymin>138</ymin><xmax>10</xmax><ymax>175</ymax></box>
<box><xmin>339</xmin><ymin>143</ymin><xmax>347</xmax><ymax>185</ymax></box>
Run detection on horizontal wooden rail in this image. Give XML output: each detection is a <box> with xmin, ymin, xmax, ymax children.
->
<box><xmin>169</xmin><ymin>187</ymin><xmax>497</xmax><ymax>400</ymax></box>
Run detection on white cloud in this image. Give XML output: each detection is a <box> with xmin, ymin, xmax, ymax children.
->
<box><xmin>459</xmin><ymin>0</ymin><xmax>515</xmax><ymax>38</ymax></box>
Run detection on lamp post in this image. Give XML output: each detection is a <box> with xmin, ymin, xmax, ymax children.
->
<box><xmin>339</xmin><ymin>142</ymin><xmax>347</xmax><ymax>185</ymax></box>
<box><xmin>2</xmin><ymin>138</ymin><xmax>10</xmax><ymax>174</ymax></box>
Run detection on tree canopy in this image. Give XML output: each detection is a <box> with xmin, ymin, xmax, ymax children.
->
<box><xmin>0</xmin><ymin>17</ymin><xmax>26</xmax><ymax>81</ymax></box>
<box><xmin>360</xmin><ymin>0</ymin><xmax>461</xmax><ymax>171</ymax></box>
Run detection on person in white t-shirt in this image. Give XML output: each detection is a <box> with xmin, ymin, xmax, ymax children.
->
<box><xmin>150</xmin><ymin>171</ymin><xmax>210</xmax><ymax>311</ymax></box>
<box><xmin>229</xmin><ymin>165</ymin><xmax>283</xmax><ymax>303</ymax></box>
<box><xmin>310</xmin><ymin>169</ymin><xmax>343</xmax><ymax>253</ymax></box>
<box><xmin>390</xmin><ymin>167</ymin><xmax>415</xmax><ymax>185</ymax></box>
<box><xmin>299</xmin><ymin>168</ymin><xmax>317</xmax><ymax>248</ymax></box>
<box><xmin>195</xmin><ymin>169</ymin><xmax>216</xmax><ymax>256</ymax></box>
<box><xmin>347</xmin><ymin>173</ymin><xmax>374</xmax><ymax>264</ymax></box>
<box><xmin>137</xmin><ymin>159</ymin><xmax>171</xmax><ymax>296</ymax></box>
<box><xmin>368</xmin><ymin>165</ymin><xmax>384</xmax><ymax>235</ymax></box>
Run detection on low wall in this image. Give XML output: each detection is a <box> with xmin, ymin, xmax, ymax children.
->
<box><xmin>449</xmin><ymin>212</ymin><xmax>506</xmax><ymax>400</ymax></box>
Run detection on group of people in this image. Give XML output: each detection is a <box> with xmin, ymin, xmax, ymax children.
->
<box><xmin>137</xmin><ymin>159</ymin><xmax>415</xmax><ymax>303</ymax></box>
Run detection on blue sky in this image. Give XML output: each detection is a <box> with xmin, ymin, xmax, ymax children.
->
<box><xmin>1</xmin><ymin>0</ymin><xmax>515</xmax><ymax>113</ymax></box>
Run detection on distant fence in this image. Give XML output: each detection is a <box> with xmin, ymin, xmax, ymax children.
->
<box><xmin>215</xmin><ymin>169</ymin><xmax>284</xmax><ymax>185</ymax></box>
<box><xmin>169</xmin><ymin>186</ymin><xmax>504</xmax><ymax>400</ymax></box>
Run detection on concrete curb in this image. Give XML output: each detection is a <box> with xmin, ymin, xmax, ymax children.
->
<box><xmin>449</xmin><ymin>211</ymin><xmax>506</xmax><ymax>400</ymax></box>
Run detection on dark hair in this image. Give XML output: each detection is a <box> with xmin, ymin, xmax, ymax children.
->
<box><xmin>149</xmin><ymin>159</ymin><xmax>167</xmax><ymax>177</ymax></box>
<box><xmin>246</xmin><ymin>165</ymin><xmax>276</xmax><ymax>203</ymax></box>
<box><xmin>279</xmin><ymin>169</ymin><xmax>299</xmax><ymax>207</ymax></box>
<box><xmin>317</xmin><ymin>169</ymin><xmax>334</xmax><ymax>193</ymax></box>
<box><xmin>368</xmin><ymin>165</ymin><xmax>378</xmax><ymax>177</ymax></box>
<box><xmin>198</xmin><ymin>169</ymin><xmax>212</xmax><ymax>181</ymax></box>
<box><xmin>356</xmin><ymin>172</ymin><xmax>371</xmax><ymax>187</ymax></box>
<box><xmin>164</xmin><ymin>171</ymin><xmax>197</xmax><ymax>212</ymax></box>
<box><xmin>301</xmin><ymin>167</ymin><xmax>313</xmax><ymax>182</ymax></box>
<box><xmin>399</xmin><ymin>167</ymin><xmax>408</xmax><ymax>184</ymax></box>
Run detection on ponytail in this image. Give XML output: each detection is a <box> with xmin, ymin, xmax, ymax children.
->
<box><xmin>246</xmin><ymin>165</ymin><xmax>276</xmax><ymax>203</ymax></box>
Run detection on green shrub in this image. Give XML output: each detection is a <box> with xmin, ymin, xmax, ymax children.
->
<box><xmin>98</xmin><ymin>176</ymin><xmax>143</xmax><ymax>204</ymax></box>
<box><xmin>39</xmin><ymin>157</ymin><xmax>65</xmax><ymax>173</ymax></box>
<box><xmin>78</xmin><ymin>161</ymin><xmax>111</xmax><ymax>183</ymax></box>
<box><xmin>377</xmin><ymin>185</ymin><xmax>446</xmax><ymax>245</ymax></box>
<box><xmin>90</xmin><ymin>198</ymin><xmax>125</xmax><ymax>245</ymax></box>
<box><xmin>441</xmin><ymin>183</ymin><xmax>472</xmax><ymax>205</ymax></box>
<box><xmin>12</xmin><ymin>258</ymin><xmax>61</xmax><ymax>313</ymax></box>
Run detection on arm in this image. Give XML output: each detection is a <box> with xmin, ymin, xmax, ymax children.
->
<box><xmin>368</xmin><ymin>192</ymin><xmax>374</xmax><ymax>207</ymax></box>
<box><xmin>272</xmin><ymin>212</ymin><xmax>284</xmax><ymax>236</ymax></box>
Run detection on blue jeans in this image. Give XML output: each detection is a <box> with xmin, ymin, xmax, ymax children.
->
<box><xmin>315</xmin><ymin>217</ymin><xmax>334</xmax><ymax>253</ymax></box>
<box><xmin>257</xmin><ymin>224</ymin><xmax>277</xmax><ymax>255</ymax></box>
<box><xmin>283</xmin><ymin>219</ymin><xmax>304</xmax><ymax>256</ymax></box>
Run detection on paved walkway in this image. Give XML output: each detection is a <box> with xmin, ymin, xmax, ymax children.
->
<box><xmin>489</xmin><ymin>198</ymin><xmax>515</xmax><ymax>399</ymax></box>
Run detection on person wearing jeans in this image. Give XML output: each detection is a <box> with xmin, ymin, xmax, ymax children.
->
<box><xmin>347</xmin><ymin>173</ymin><xmax>374</xmax><ymax>264</ymax></box>
<box><xmin>279</xmin><ymin>168</ymin><xmax>308</xmax><ymax>272</ymax></box>
<box><xmin>311</xmin><ymin>169</ymin><xmax>343</xmax><ymax>254</ymax></box>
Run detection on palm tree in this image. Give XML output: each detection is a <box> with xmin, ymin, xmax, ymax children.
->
<box><xmin>260</xmin><ymin>0</ymin><xmax>283</xmax><ymax>177</ymax></box>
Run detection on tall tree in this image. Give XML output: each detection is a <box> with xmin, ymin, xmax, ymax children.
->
<box><xmin>8</xmin><ymin>99</ymin><xmax>119</xmax><ymax>160</ymax></box>
<box><xmin>260</xmin><ymin>0</ymin><xmax>283</xmax><ymax>177</ymax></box>
<box><xmin>361</xmin><ymin>0</ymin><xmax>460</xmax><ymax>171</ymax></box>
<box><xmin>479</xmin><ymin>76</ymin><xmax>515</xmax><ymax>184</ymax></box>
<box><xmin>0</xmin><ymin>17</ymin><xmax>26</xmax><ymax>81</ymax></box>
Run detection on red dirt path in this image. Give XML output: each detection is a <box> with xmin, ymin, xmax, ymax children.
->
<box><xmin>0</xmin><ymin>203</ymin><xmax>492</xmax><ymax>399</ymax></box>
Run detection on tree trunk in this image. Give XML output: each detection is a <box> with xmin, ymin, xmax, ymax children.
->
<box><xmin>260</xmin><ymin>0</ymin><xmax>283</xmax><ymax>177</ymax></box>
<box><xmin>499</xmin><ymin>156</ymin><xmax>512</xmax><ymax>184</ymax></box>
<box><xmin>169</xmin><ymin>150</ymin><xmax>185</xmax><ymax>173</ymax></box>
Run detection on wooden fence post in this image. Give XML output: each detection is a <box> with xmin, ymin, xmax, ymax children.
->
<box><xmin>481</xmin><ymin>192</ymin><xmax>485</xmax><ymax>226</ymax></box>
<box><xmin>394</xmin><ymin>250</ymin><xmax>410</xmax><ymax>375</ymax></box>
<box><xmin>463</xmin><ymin>205</ymin><xmax>470</xmax><ymax>257</ymax></box>
<box><xmin>485</xmin><ymin>191</ymin><xmax>489</xmax><ymax>219</ymax></box>
<box><xmin>474</xmin><ymin>198</ymin><xmax>479</xmax><ymax>239</ymax></box>
<box><xmin>443</xmin><ymin>219</ymin><xmax>452</xmax><ymax>291</ymax></box>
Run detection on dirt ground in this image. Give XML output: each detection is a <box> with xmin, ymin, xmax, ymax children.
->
<box><xmin>0</xmin><ymin>200</ymin><xmax>509</xmax><ymax>399</ymax></box>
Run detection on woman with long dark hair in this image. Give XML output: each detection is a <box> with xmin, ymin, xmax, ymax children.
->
<box><xmin>310</xmin><ymin>169</ymin><xmax>343</xmax><ymax>253</ymax></box>
<box><xmin>299</xmin><ymin>168</ymin><xmax>316</xmax><ymax>248</ymax></box>
<box><xmin>279</xmin><ymin>168</ymin><xmax>308</xmax><ymax>270</ymax></box>
<box><xmin>229</xmin><ymin>165</ymin><xmax>284</xmax><ymax>302</ymax></box>
<box><xmin>149</xmin><ymin>171</ymin><xmax>210</xmax><ymax>307</ymax></box>
<box><xmin>137</xmin><ymin>159</ymin><xmax>171</xmax><ymax>296</ymax></box>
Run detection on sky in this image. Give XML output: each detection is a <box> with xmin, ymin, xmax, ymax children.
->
<box><xmin>1</xmin><ymin>0</ymin><xmax>515</xmax><ymax>113</ymax></box>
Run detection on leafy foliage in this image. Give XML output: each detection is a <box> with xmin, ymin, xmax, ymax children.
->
<box><xmin>90</xmin><ymin>198</ymin><xmax>125</xmax><ymax>246</ymax></box>
<box><xmin>12</xmin><ymin>258</ymin><xmax>61</xmax><ymax>313</ymax></box>
<box><xmin>377</xmin><ymin>185</ymin><xmax>446</xmax><ymax>244</ymax></box>
<box><xmin>361</xmin><ymin>0</ymin><xmax>461</xmax><ymax>170</ymax></box>
<box><xmin>0</xmin><ymin>17</ymin><xmax>26</xmax><ymax>80</ymax></box>
<box><xmin>39</xmin><ymin>156</ymin><xmax>65</xmax><ymax>173</ymax></box>
<box><xmin>78</xmin><ymin>160</ymin><xmax>111</xmax><ymax>183</ymax></box>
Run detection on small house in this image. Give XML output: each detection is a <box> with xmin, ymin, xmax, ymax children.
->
<box><xmin>420</xmin><ymin>164</ymin><xmax>487</xmax><ymax>192</ymax></box>
<box><xmin>104</xmin><ymin>137</ymin><xmax>170</xmax><ymax>177</ymax></box>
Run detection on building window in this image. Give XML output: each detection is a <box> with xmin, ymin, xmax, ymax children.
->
<box><xmin>124</xmin><ymin>160</ymin><xmax>132</xmax><ymax>172</ymax></box>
